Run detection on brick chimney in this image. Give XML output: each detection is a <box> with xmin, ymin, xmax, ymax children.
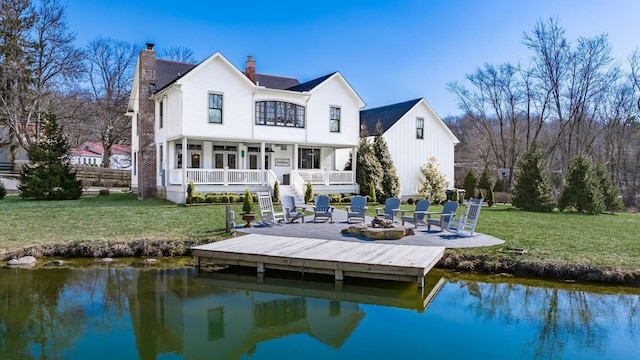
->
<box><xmin>245</xmin><ymin>56</ymin><xmax>256</xmax><ymax>83</ymax></box>
<box><xmin>137</xmin><ymin>43</ymin><xmax>157</xmax><ymax>199</ymax></box>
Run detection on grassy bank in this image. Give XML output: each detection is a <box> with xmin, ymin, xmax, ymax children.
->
<box><xmin>1</xmin><ymin>194</ymin><xmax>638</xmax><ymax>282</ymax></box>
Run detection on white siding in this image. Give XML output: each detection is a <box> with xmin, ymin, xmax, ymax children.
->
<box><xmin>383</xmin><ymin>102</ymin><xmax>456</xmax><ymax>198</ymax></box>
<box><xmin>306</xmin><ymin>76</ymin><xmax>360</xmax><ymax>147</ymax></box>
<box><xmin>179</xmin><ymin>56</ymin><xmax>255</xmax><ymax>140</ymax></box>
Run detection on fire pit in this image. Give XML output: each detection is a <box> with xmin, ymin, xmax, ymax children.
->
<box><xmin>341</xmin><ymin>217</ymin><xmax>414</xmax><ymax>240</ymax></box>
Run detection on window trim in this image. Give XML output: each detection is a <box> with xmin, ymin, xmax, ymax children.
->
<box><xmin>416</xmin><ymin>117</ymin><xmax>424</xmax><ymax>139</ymax></box>
<box><xmin>255</xmin><ymin>100</ymin><xmax>305</xmax><ymax>128</ymax></box>
<box><xmin>208</xmin><ymin>92</ymin><xmax>223</xmax><ymax>124</ymax></box>
<box><xmin>159</xmin><ymin>100</ymin><xmax>163</xmax><ymax>129</ymax></box>
<box><xmin>330</xmin><ymin>106</ymin><xmax>341</xmax><ymax>133</ymax></box>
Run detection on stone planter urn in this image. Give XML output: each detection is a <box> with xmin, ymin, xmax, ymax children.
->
<box><xmin>242</xmin><ymin>213</ymin><xmax>256</xmax><ymax>228</ymax></box>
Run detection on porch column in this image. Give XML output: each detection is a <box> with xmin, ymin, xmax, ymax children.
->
<box><xmin>182</xmin><ymin>137</ymin><xmax>187</xmax><ymax>186</ymax></box>
<box><xmin>352</xmin><ymin>146</ymin><xmax>358</xmax><ymax>193</ymax></box>
<box><xmin>293</xmin><ymin>144</ymin><xmax>299</xmax><ymax>170</ymax></box>
<box><xmin>260</xmin><ymin>142</ymin><xmax>266</xmax><ymax>185</ymax></box>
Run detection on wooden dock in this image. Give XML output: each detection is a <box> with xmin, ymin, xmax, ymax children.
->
<box><xmin>192</xmin><ymin>234</ymin><xmax>445</xmax><ymax>287</ymax></box>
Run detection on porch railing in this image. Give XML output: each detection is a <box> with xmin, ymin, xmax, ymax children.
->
<box><xmin>169</xmin><ymin>168</ymin><xmax>265</xmax><ymax>185</ymax></box>
<box><xmin>297</xmin><ymin>170</ymin><xmax>354</xmax><ymax>185</ymax></box>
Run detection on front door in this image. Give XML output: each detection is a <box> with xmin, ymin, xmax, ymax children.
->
<box><xmin>214</xmin><ymin>151</ymin><xmax>237</xmax><ymax>169</ymax></box>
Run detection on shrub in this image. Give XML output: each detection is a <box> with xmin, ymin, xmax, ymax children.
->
<box><xmin>329</xmin><ymin>193</ymin><xmax>342</xmax><ymax>203</ymax></box>
<box><xmin>418</xmin><ymin>156</ymin><xmax>447</xmax><ymax>203</ymax></box>
<box><xmin>452</xmin><ymin>189</ymin><xmax>460</xmax><ymax>203</ymax></box>
<box><xmin>273</xmin><ymin>180</ymin><xmax>280</xmax><ymax>203</ymax></box>
<box><xmin>368</xmin><ymin>180</ymin><xmax>377</xmax><ymax>203</ymax></box>
<box><xmin>341</xmin><ymin>193</ymin><xmax>352</xmax><ymax>202</ymax></box>
<box><xmin>242</xmin><ymin>188</ymin><xmax>254</xmax><ymax>213</ymax></box>
<box><xmin>186</xmin><ymin>181</ymin><xmax>195</xmax><ymax>204</ymax></box>
<box><xmin>512</xmin><ymin>146</ymin><xmax>554</xmax><ymax>212</ymax></box>
<box><xmin>558</xmin><ymin>156</ymin><xmax>604</xmax><ymax>215</ymax></box>
<box><xmin>0</xmin><ymin>180</ymin><xmax>6</xmax><ymax>200</ymax></box>
<box><xmin>407</xmin><ymin>198</ymin><xmax>414</xmax><ymax>205</ymax></box>
<box><xmin>304</xmin><ymin>182</ymin><xmax>313</xmax><ymax>204</ymax></box>
<box><xmin>593</xmin><ymin>161</ymin><xmax>623</xmax><ymax>212</ymax></box>
<box><xmin>191</xmin><ymin>192</ymin><xmax>205</xmax><ymax>204</ymax></box>
<box><xmin>478</xmin><ymin>167</ymin><xmax>493</xmax><ymax>192</ymax></box>
<box><xmin>487</xmin><ymin>187</ymin><xmax>494</xmax><ymax>206</ymax></box>
<box><xmin>462</xmin><ymin>170</ymin><xmax>477</xmax><ymax>200</ymax></box>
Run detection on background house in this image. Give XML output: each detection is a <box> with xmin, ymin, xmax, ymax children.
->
<box><xmin>359</xmin><ymin>98</ymin><xmax>459</xmax><ymax>200</ymax></box>
<box><xmin>70</xmin><ymin>141</ymin><xmax>132</xmax><ymax>170</ymax></box>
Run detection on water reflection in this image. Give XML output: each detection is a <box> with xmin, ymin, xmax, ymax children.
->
<box><xmin>0</xmin><ymin>267</ymin><xmax>638</xmax><ymax>360</ymax></box>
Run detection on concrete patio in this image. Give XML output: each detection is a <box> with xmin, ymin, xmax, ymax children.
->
<box><xmin>238</xmin><ymin>207</ymin><xmax>505</xmax><ymax>248</ymax></box>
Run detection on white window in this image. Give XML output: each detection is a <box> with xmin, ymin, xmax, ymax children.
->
<box><xmin>330</xmin><ymin>107</ymin><xmax>340</xmax><ymax>132</ymax></box>
<box><xmin>416</xmin><ymin>117</ymin><xmax>424</xmax><ymax>139</ymax></box>
<box><xmin>208</xmin><ymin>93</ymin><xmax>223</xmax><ymax>123</ymax></box>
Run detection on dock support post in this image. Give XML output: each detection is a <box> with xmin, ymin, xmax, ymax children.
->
<box><xmin>417</xmin><ymin>276</ymin><xmax>424</xmax><ymax>288</ymax></box>
<box><xmin>257</xmin><ymin>263</ymin><xmax>265</xmax><ymax>273</ymax></box>
<box><xmin>194</xmin><ymin>255</ymin><xmax>200</xmax><ymax>268</ymax></box>
<box><xmin>335</xmin><ymin>269</ymin><xmax>343</xmax><ymax>281</ymax></box>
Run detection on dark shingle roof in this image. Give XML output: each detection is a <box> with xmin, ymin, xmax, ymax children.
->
<box><xmin>286</xmin><ymin>72</ymin><xmax>336</xmax><ymax>92</ymax></box>
<box><xmin>155</xmin><ymin>59</ymin><xmax>197</xmax><ymax>92</ymax></box>
<box><xmin>256</xmin><ymin>74</ymin><xmax>300</xmax><ymax>90</ymax></box>
<box><xmin>359</xmin><ymin>98</ymin><xmax>422</xmax><ymax>136</ymax></box>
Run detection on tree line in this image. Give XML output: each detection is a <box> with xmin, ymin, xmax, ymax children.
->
<box><xmin>0</xmin><ymin>0</ymin><xmax>195</xmax><ymax>168</ymax></box>
<box><xmin>447</xmin><ymin>18</ymin><xmax>640</xmax><ymax>209</ymax></box>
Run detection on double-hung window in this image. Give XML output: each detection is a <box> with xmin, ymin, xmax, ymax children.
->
<box><xmin>330</xmin><ymin>107</ymin><xmax>340</xmax><ymax>132</ymax></box>
<box><xmin>159</xmin><ymin>100</ymin><xmax>163</xmax><ymax>128</ymax></box>
<box><xmin>208</xmin><ymin>93</ymin><xmax>223</xmax><ymax>124</ymax></box>
<box><xmin>416</xmin><ymin>117</ymin><xmax>424</xmax><ymax>139</ymax></box>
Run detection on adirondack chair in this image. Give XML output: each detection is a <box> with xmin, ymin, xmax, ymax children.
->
<box><xmin>375</xmin><ymin>197</ymin><xmax>401</xmax><ymax>222</ymax></box>
<box><xmin>427</xmin><ymin>201</ymin><xmax>459</xmax><ymax>231</ymax></box>
<box><xmin>258</xmin><ymin>191</ymin><xmax>285</xmax><ymax>225</ymax></box>
<box><xmin>312</xmin><ymin>195</ymin><xmax>334</xmax><ymax>223</ymax></box>
<box><xmin>345</xmin><ymin>196</ymin><xmax>368</xmax><ymax>223</ymax></box>
<box><xmin>447</xmin><ymin>198</ymin><xmax>482</xmax><ymax>237</ymax></box>
<box><xmin>281</xmin><ymin>195</ymin><xmax>305</xmax><ymax>223</ymax></box>
<box><xmin>400</xmin><ymin>199</ymin><xmax>431</xmax><ymax>228</ymax></box>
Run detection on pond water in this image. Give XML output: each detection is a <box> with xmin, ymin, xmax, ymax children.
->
<box><xmin>0</xmin><ymin>266</ymin><xmax>638</xmax><ymax>360</ymax></box>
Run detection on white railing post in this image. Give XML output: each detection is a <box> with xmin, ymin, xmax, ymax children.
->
<box><xmin>325</xmin><ymin>169</ymin><xmax>330</xmax><ymax>185</ymax></box>
<box><xmin>223</xmin><ymin>167</ymin><xmax>228</xmax><ymax>186</ymax></box>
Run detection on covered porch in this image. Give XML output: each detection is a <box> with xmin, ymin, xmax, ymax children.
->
<box><xmin>160</xmin><ymin>138</ymin><xmax>358</xmax><ymax>203</ymax></box>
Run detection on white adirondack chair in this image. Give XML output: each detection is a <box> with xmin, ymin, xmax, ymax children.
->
<box><xmin>258</xmin><ymin>192</ymin><xmax>285</xmax><ymax>225</ymax></box>
<box><xmin>447</xmin><ymin>198</ymin><xmax>482</xmax><ymax>237</ymax></box>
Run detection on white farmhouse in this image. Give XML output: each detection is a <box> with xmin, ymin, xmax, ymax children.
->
<box><xmin>128</xmin><ymin>44</ymin><xmax>364</xmax><ymax>204</ymax></box>
<box><xmin>360</xmin><ymin>98</ymin><xmax>459</xmax><ymax>200</ymax></box>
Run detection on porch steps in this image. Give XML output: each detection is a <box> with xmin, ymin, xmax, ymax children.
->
<box><xmin>279</xmin><ymin>185</ymin><xmax>304</xmax><ymax>205</ymax></box>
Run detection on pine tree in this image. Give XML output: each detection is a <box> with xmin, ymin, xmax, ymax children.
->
<box><xmin>418</xmin><ymin>157</ymin><xmax>447</xmax><ymax>203</ymax></box>
<box><xmin>242</xmin><ymin>188</ymin><xmax>254</xmax><ymax>213</ymax></box>
<box><xmin>511</xmin><ymin>146</ymin><xmax>554</xmax><ymax>212</ymax></box>
<box><xmin>19</xmin><ymin>113</ymin><xmax>82</xmax><ymax>200</ymax></box>
<box><xmin>478</xmin><ymin>168</ymin><xmax>493</xmax><ymax>192</ymax></box>
<box><xmin>593</xmin><ymin>161</ymin><xmax>623</xmax><ymax>212</ymax></box>
<box><xmin>304</xmin><ymin>182</ymin><xmax>313</xmax><ymax>204</ymax></box>
<box><xmin>273</xmin><ymin>180</ymin><xmax>280</xmax><ymax>203</ymax></box>
<box><xmin>558</xmin><ymin>156</ymin><xmax>604</xmax><ymax>214</ymax></box>
<box><xmin>462</xmin><ymin>170</ymin><xmax>477</xmax><ymax>200</ymax></box>
<box><xmin>355</xmin><ymin>124</ymin><xmax>383</xmax><ymax>197</ymax></box>
<box><xmin>372</xmin><ymin>122</ymin><xmax>400</xmax><ymax>202</ymax></box>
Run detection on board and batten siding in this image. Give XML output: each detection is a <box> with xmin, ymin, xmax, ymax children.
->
<box><xmin>382</xmin><ymin>102</ymin><xmax>456</xmax><ymax>198</ymax></box>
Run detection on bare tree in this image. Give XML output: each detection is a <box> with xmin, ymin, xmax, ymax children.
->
<box><xmin>0</xmin><ymin>0</ymin><xmax>81</xmax><ymax>163</ymax></box>
<box><xmin>85</xmin><ymin>37</ymin><xmax>136</xmax><ymax>167</ymax></box>
<box><xmin>160</xmin><ymin>45</ymin><xmax>196</xmax><ymax>63</ymax></box>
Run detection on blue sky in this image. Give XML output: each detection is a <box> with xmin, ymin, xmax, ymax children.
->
<box><xmin>66</xmin><ymin>0</ymin><xmax>640</xmax><ymax>118</ymax></box>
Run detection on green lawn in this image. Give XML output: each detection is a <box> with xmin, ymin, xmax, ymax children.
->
<box><xmin>1</xmin><ymin>194</ymin><xmax>639</xmax><ymax>271</ymax></box>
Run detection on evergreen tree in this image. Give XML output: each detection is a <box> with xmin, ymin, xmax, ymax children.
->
<box><xmin>593</xmin><ymin>161</ymin><xmax>623</xmax><ymax>212</ymax></box>
<box><xmin>372</xmin><ymin>122</ymin><xmax>400</xmax><ymax>201</ymax></box>
<box><xmin>355</xmin><ymin>124</ymin><xmax>382</xmax><ymax>197</ymax></box>
<box><xmin>242</xmin><ymin>188</ymin><xmax>254</xmax><ymax>213</ymax></box>
<box><xmin>273</xmin><ymin>180</ymin><xmax>280</xmax><ymax>203</ymax></box>
<box><xmin>512</xmin><ymin>146</ymin><xmax>554</xmax><ymax>212</ymax></box>
<box><xmin>418</xmin><ymin>157</ymin><xmax>447</xmax><ymax>203</ymax></box>
<box><xmin>462</xmin><ymin>170</ymin><xmax>477</xmax><ymax>200</ymax></box>
<box><xmin>19</xmin><ymin>113</ymin><xmax>82</xmax><ymax>200</ymax></box>
<box><xmin>558</xmin><ymin>156</ymin><xmax>604</xmax><ymax>214</ymax></box>
<box><xmin>304</xmin><ymin>182</ymin><xmax>313</xmax><ymax>204</ymax></box>
<box><xmin>0</xmin><ymin>179</ymin><xmax>6</xmax><ymax>200</ymax></box>
<box><xmin>478</xmin><ymin>168</ymin><xmax>493</xmax><ymax>192</ymax></box>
